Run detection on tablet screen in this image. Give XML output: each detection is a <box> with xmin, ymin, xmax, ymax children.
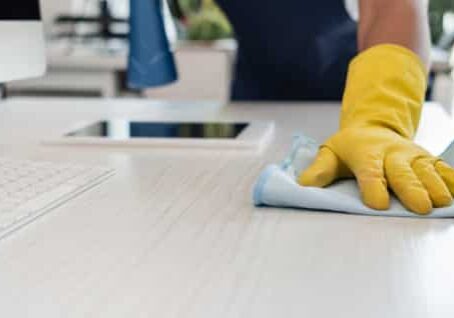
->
<box><xmin>66</xmin><ymin>121</ymin><xmax>249</xmax><ymax>139</ymax></box>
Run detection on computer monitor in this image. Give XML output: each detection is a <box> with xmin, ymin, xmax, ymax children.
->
<box><xmin>0</xmin><ymin>1</ymin><xmax>46</xmax><ymax>83</ymax></box>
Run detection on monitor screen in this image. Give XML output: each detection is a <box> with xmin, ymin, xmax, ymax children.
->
<box><xmin>0</xmin><ymin>0</ymin><xmax>46</xmax><ymax>83</ymax></box>
<box><xmin>0</xmin><ymin>1</ymin><xmax>41</xmax><ymax>20</ymax></box>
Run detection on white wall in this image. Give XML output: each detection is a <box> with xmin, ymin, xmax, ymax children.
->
<box><xmin>40</xmin><ymin>0</ymin><xmax>129</xmax><ymax>34</ymax></box>
<box><xmin>40</xmin><ymin>0</ymin><xmax>73</xmax><ymax>32</ymax></box>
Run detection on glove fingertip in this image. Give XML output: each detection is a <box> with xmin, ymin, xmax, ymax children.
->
<box><xmin>298</xmin><ymin>169</ymin><xmax>334</xmax><ymax>188</ymax></box>
<box><xmin>435</xmin><ymin>161</ymin><xmax>454</xmax><ymax>194</ymax></box>
<box><xmin>298</xmin><ymin>147</ymin><xmax>342</xmax><ymax>188</ymax></box>
<box><xmin>402</xmin><ymin>189</ymin><xmax>433</xmax><ymax>215</ymax></box>
<box><xmin>360</xmin><ymin>179</ymin><xmax>390</xmax><ymax>211</ymax></box>
<box><xmin>410</xmin><ymin>200</ymin><xmax>433</xmax><ymax>215</ymax></box>
<box><xmin>364</xmin><ymin>195</ymin><xmax>390</xmax><ymax>211</ymax></box>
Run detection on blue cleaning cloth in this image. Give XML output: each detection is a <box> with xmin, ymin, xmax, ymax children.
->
<box><xmin>254</xmin><ymin>135</ymin><xmax>454</xmax><ymax>218</ymax></box>
<box><xmin>128</xmin><ymin>0</ymin><xmax>177</xmax><ymax>89</ymax></box>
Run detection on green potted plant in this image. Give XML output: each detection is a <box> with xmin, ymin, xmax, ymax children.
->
<box><xmin>177</xmin><ymin>0</ymin><xmax>233</xmax><ymax>41</ymax></box>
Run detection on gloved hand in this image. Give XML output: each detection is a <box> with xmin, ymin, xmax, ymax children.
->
<box><xmin>298</xmin><ymin>44</ymin><xmax>454</xmax><ymax>215</ymax></box>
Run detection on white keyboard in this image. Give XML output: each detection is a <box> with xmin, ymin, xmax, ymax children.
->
<box><xmin>0</xmin><ymin>157</ymin><xmax>114</xmax><ymax>239</ymax></box>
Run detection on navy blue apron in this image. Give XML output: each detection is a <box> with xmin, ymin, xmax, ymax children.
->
<box><xmin>216</xmin><ymin>0</ymin><xmax>358</xmax><ymax>101</ymax></box>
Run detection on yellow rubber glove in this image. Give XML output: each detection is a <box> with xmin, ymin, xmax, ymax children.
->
<box><xmin>298</xmin><ymin>44</ymin><xmax>454</xmax><ymax>215</ymax></box>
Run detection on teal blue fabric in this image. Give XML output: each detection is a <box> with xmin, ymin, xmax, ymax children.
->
<box><xmin>254</xmin><ymin>135</ymin><xmax>454</xmax><ymax>218</ymax></box>
<box><xmin>128</xmin><ymin>0</ymin><xmax>177</xmax><ymax>89</ymax></box>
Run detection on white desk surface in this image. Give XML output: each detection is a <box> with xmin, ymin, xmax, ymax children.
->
<box><xmin>1</xmin><ymin>98</ymin><xmax>454</xmax><ymax>318</ymax></box>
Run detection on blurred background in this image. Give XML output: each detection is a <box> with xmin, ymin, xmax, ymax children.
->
<box><xmin>5</xmin><ymin>0</ymin><xmax>454</xmax><ymax>110</ymax></box>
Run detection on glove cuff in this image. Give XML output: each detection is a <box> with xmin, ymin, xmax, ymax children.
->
<box><xmin>340</xmin><ymin>44</ymin><xmax>427</xmax><ymax>139</ymax></box>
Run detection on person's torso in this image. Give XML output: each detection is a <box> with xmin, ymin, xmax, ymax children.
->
<box><xmin>216</xmin><ymin>0</ymin><xmax>358</xmax><ymax>100</ymax></box>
